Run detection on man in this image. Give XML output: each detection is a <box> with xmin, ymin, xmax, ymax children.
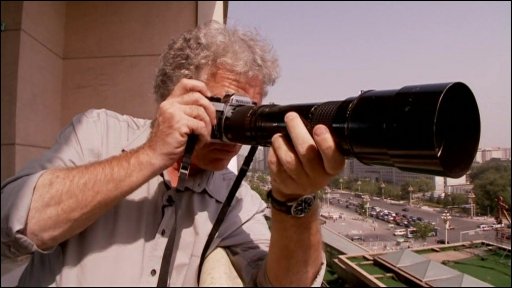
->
<box><xmin>1</xmin><ymin>21</ymin><xmax>344</xmax><ymax>286</ymax></box>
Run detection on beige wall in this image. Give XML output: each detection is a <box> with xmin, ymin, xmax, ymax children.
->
<box><xmin>1</xmin><ymin>1</ymin><xmax>226</xmax><ymax>183</ymax></box>
<box><xmin>1</xmin><ymin>1</ymin><xmax>65</xmax><ymax>182</ymax></box>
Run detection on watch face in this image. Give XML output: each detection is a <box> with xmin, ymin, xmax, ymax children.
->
<box><xmin>291</xmin><ymin>195</ymin><xmax>316</xmax><ymax>217</ymax></box>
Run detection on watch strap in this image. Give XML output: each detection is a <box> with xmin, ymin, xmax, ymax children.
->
<box><xmin>267</xmin><ymin>189</ymin><xmax>316</xmax><ymax>217</ymax></box>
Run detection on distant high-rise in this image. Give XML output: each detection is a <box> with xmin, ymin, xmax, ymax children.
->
<box><xmin>235</xmin><ymin>146</ymin><xmax>269</xmax><ymax>172</ymax></box>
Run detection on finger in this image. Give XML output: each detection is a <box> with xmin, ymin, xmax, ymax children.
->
<box><xmin>179</xmin><ymin>116</ymin><xmax>211</xmax><ymax>145</ymax></box>
<box><xmin>172</xmin><ymin>78</ymin><xmax>211</xmax><ymax>99</ymax></box>
<box><xmin>177</xmin><ymin>92</ymin><xmax>217</xmax><ymax>126</ymax></box>
<box><xmin>168</xmin><ymin>79</ymin><xmax>216</xmax><ymax>125</ymax></box>
<box><xmin>180</xmin><ymin>106</ymin><xmax>213</xmax><ymax>144</ymax></box>
<box><xmin>313</xmin><ymin>124</ymin><xmax>345</xmax><ymax>175</ymax></box>
<box><xmin>181</xmin><ymin>104</ymin><xmax>212</xmax><ymax>130</ymax></box>
<box><xmin>284</xmin><ymin>112</ymin><xmax>324</xmax><ymax>177</ymax></box>
<box><xmin>270</xmin><ymin>133</ymin><xmax>308</xmax><ymax>183</ymax></box>
<box><xmin>268</xmin><ymin>143</ymin><xmax>303</xmax><ymax>196</ymax></box>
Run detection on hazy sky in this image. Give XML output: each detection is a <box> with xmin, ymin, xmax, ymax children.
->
<box><xmin>227</xmin><ymin>1</ymin><xmax>511</xmax><ymax>148</ymax></box>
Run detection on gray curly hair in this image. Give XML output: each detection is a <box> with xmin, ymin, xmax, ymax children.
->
<box><xmin>154</xmin><ymin>20</ymin><xmax>280</xmax><ymax>103</ymax></box>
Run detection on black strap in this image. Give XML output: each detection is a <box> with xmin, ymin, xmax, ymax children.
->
<box><xmin>196</xmin><ymin>145</ymin><xmax>258</xmax><ymax>284</ymax></box>
<box><xmin>156</xmin><ymin>136</ymin><xmax>197</xmax><ymax>287</ymax></box>
<box><xmin>156</xmin><ymin>203</ymin><xmax>179</xmax><ymax>287</ymax></box>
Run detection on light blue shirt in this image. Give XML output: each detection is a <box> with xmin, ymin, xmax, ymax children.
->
<box><xmin>2</xmin><ymin>109</ymin><xmax>276</xmax><ymax>286</ymax></box>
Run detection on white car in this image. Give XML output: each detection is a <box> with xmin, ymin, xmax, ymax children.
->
<box><xmin>478</xmin><ymin>224</ymin><xmax>492</xmax><ymax>231</ymax></box>
<box><xmin>393</xmin><ymin>229</ymin><xmax>407</xmax><ymax>236</ymax></box>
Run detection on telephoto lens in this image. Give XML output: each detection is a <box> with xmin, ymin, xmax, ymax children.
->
<box><xmin>217</xmin><ymin>82</ymin><xmax>480</xmax><ymax>178</ymax></box>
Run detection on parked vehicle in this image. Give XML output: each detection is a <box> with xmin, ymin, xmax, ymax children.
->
<box><xmin>436</xmin><ymin>239</ymin><xmax>450</xmax><ymax>244</ymax></box>
<box><xmin>406</xmin><ymin>228</ymin><xmax>417</xmax><ymax>238</ymax></box>
<box><xmin>478</xmin><ymin>224</ymin><xmax>492</xmax><ymax>231</ymax></box>
<box><xmin>351</xmin><ymin>235</ymin><xmax>364</xmax><ymax>241</ymax></box>
<box><xmin>393</xmin><ymin>229</ymin><xmax>407</xmax><ymax>236</ymax></box>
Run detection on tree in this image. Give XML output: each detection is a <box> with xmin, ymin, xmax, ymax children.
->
<box><xmin>469</xmin><ymin>159</ymin><xmax>511</xmax><ymax>216</ymax></box>
<box><xmin>400</xmin><ymin>178</ymin><xmax>435</xmax><ymax>201</ymax></box>
<box><xmin>412</xmin><ymin>222</ymin><xmax>435</xmax><ymax>241</ymax></box>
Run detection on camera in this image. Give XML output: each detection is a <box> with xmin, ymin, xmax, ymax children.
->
<box><xmin>210</xmin><ymin>94</ymin><xmax>256</xmax><ymax>142</ymax></box>
<box><xmin>209</xmin><ymin>82</ymin><xmax>480</xmax><ymax>178</ymax></box>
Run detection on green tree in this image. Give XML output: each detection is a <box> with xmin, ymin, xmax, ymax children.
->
<box><xmin>400</xmin><ymin>178</ymin><xmax>435</xmax><ymax>200</ymax></box>
<box><xmin>412</xmin><ymin>222</ymin><xmax>434</xmax><ymax>241</ymax></box>
<box><xmin>249</xmin><ymin>181</ymin><xmax>266</xmax><ymax>200</ymax></box>
<box><xmin>469</xmin><ymin>159</ymin><xmax>511</xmax><ymax>216</ymax></box>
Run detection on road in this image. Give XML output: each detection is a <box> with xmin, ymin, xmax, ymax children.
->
<box><xmin>322</xmin><ymin>190</ymin><xmax>510</xmax><ymax>248</ymax></box>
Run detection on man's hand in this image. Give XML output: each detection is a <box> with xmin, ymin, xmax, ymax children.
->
<box><xmin>143</xmin><ymin>79</ymin><xmax>218</xmax><ymax>170</ymax></box>
<box><xmin>265</xmin><ymin>111</ymin><xmax>345</xmax><ymax>286</ymax></box>
<box><xmin>268</xmin><ymin>112</ymin><xmax>345</xmax><ymax>201</ymax></box>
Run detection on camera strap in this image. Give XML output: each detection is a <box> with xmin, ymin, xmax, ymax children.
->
<box><xmin>156</xmin><ymin>135</ymin><xmax>198</xmax><ymax>287</ymax></box>
<box><xmin>156</xmin><ymin>136</ymin><xmax>258</xmax><ymax>287</ymax></box>
<box><xmin>196</xmin><ymin>145</ymin><xmax>258</xmax><ymax>284</ymax></box>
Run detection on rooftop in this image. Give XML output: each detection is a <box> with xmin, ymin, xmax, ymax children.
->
<box><xmin>333</xmin><ymin>241</ymin><xmax>510</xmax><ymax>287</ymax></box>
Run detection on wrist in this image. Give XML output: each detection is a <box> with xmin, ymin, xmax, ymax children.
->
<box><xmin>267</xmin><ymin>189</ymin><xmax>317</xmax><ymax>217</ymax></box>
<box><xmin>270</xmin><ymin>188</ymin><xmax>309</xmax><ymax>202</ymax></box>
<box><xmin>136</xmin><ymin>144</ymin><xmax>171</xmax><ymax>173</ymax></box>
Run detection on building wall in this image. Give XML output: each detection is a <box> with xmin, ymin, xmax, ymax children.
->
<box><xmin>476</xmin><ymin>147</ymin><xmax>511</xmax><ymax>163</ymax></box>
<box><xmin>1</xmin><ymin>1</ymin><xmax>225</xmax><ymax>183</ymax></box>
<box><xmin>342</xmin><ymin>158</ymin><xmax>436</xmax><ymax>186</ymax></box>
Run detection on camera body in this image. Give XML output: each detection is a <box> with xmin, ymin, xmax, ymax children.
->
<box><xmin>210</xmin><ymin>94</ymin><xmax>256</xmax><ymax>143</ymax></box>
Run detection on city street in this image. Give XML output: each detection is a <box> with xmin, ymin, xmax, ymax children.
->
<box><xmin>321</xmin><ymin>190</ymin><xmax>510</xmax><ymax>251</ymax></box>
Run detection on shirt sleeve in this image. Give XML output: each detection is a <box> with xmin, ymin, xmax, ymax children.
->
<box><xmin>216</xmin><ymin>186</ymin><xmax>271</xmax><ymax>286</ymax></box>
<box><xmin>1</xmin><ymin>109</ymin><xmax>106</xmax><ymax>259</ymax></box>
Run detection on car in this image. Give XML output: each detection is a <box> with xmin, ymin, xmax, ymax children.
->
<box><xmin>402</xmin><ymin>207</ymin><xmax>409</xmax><ymax>212</ymax></box>
<box><xmin>478</xmin><ymin>224</ymin><xmax>492</xmax><ymax>231</ymax></box>
<box><xmin>436</xmin><ymin>239</ymin><xmax>450</xmax><ymax>244</ymax></box>
<box><xmin>393</xmin><ymin>229</ymin><xmax>407</xmax><ymax>236</ymax></box>
<box><xmin>350</xmin><ymin>235</ymin><xmax>364</xmax><ymax>241</ymax></box>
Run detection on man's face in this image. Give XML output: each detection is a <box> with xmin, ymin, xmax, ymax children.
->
<box><xmin>191</xmin><ymin>69</ymin><xmax>263</xmax><ymax>171</ymax></box>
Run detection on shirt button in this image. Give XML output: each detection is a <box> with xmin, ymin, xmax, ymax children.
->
<box><xmin>151</xmin><ymin>269</ymin><xmax>157</xmax><ymax>276</ymax></box>
<box><xmin>161</xmin><ymin>229</ymin><xmax>166</xmax><ymax>236</ymax></box>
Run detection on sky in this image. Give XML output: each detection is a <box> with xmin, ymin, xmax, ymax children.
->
<box><xmin>227</xmin><ymin>1</ymin><xmax>511</xmax><ymax>148</ymax></box>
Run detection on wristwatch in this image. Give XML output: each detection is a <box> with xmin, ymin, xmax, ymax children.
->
<box><xmin>267</xmin><ymin>190</ymin><xmax>317</xmax><ymax>217</ymax></box>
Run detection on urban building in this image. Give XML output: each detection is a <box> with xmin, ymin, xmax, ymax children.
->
<box><xmin>234</xmin><ymin>145</ymin><xmax>269</xmax><ymax>173</ymax></box>
<box><xmin>341</xmin><ymin>158</ymin><xmax>468</xmax><ymax>195</ymax></box>
<box><xmin>475</xmin><ymin>147</ymin><xmax>511</xmax><ymax>163</ymax></box>
<box><xmin>333</xmin><ymin>241</ymin><xmax>509</xmax><ymax>287</ymax></box>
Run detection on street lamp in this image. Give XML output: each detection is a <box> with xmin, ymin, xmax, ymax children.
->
<box><xmin>467</xmin><ymin>191</ymin><xmax>476</xmax><ymax>219</ymax></box>
<box><xmin>362</xmin><ymin>194</ymin><xmax>370</xmax><ymax>218</ymax></box>
<box><xmin>326</xmin><ymin>190</ymin><xmax>329</xmax><ymax>209</ymax></box>
<box><xmin>408</xmin><ymin>185</ymin><xmax>414</xmax><ymax>206</ymax></box>
<box><xmin>380</xmin><ymin>182</ymin><xmax>386</xmax><ymax>199</ymax></box>
<box><xmin>441</xmin><ymin>210</ymin><xmax>452</xmax><ymax>244</ymax></box>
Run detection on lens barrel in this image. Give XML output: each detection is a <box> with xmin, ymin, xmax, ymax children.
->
<box><xmin>220</xmin><ymin>82</ymin><xmax>480</xmax><ymax>178</ymax></box>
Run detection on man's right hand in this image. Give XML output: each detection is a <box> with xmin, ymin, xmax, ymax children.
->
<box><xmin>143</xmin><ymin>79</ymin><xmax>218</xmax><ymax>170</ymax></box>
